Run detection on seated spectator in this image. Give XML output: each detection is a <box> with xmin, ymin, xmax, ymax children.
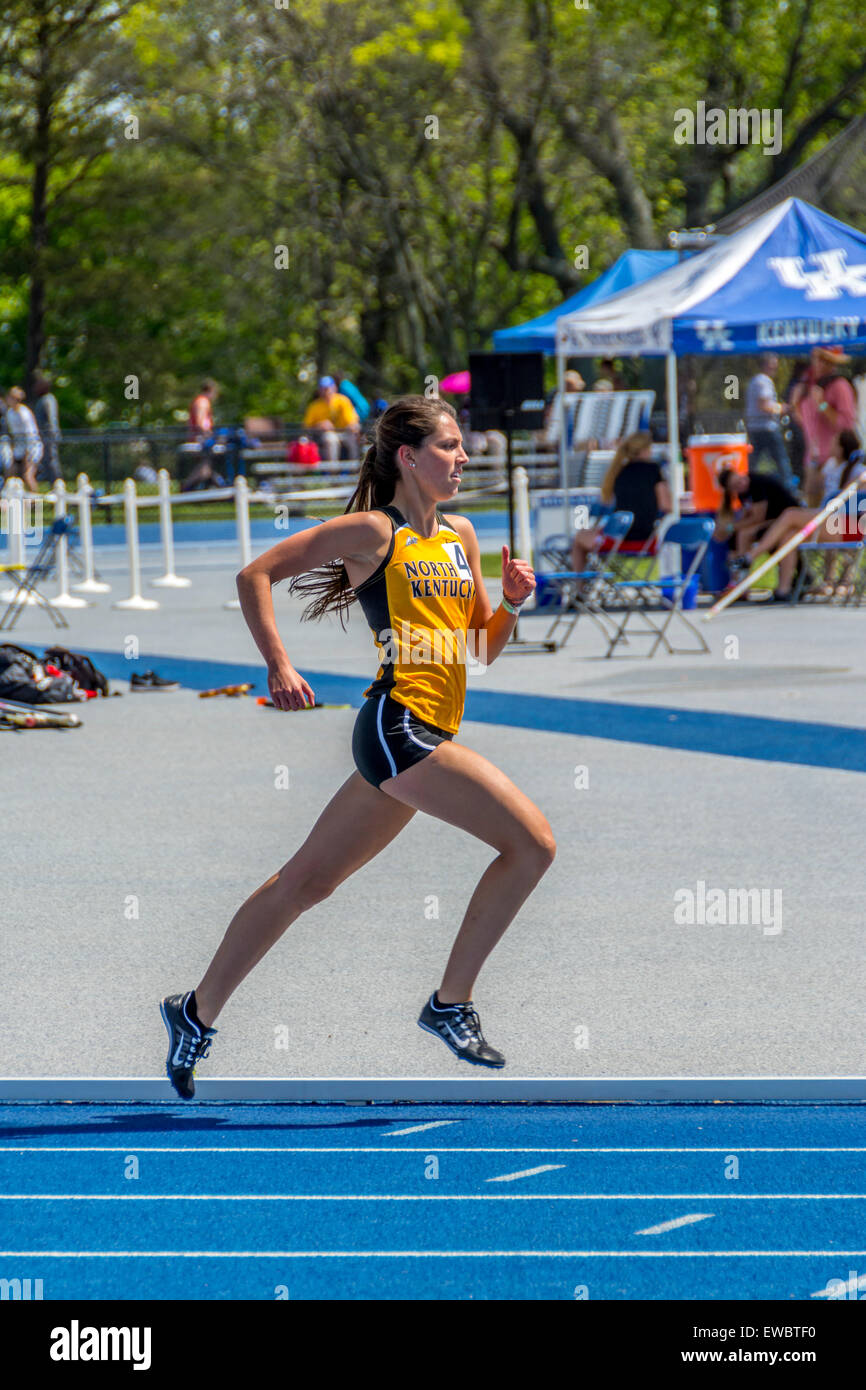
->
<box><xmin>596</xmin><ymin>358</ymin><xmax>626</xmax><ymax>391</ymax></box>
<box><xmin>337</xmin><ymin>374</ymin><xmax>370</xmax><ymax>423</ymax></box>
<box><xmin>302</xmin><ymin>376</ymin><xmax>360</xmax><ymax>462</ymax></box>
<box><xmin>715</xmin><ymin>466</ymin><xmax>799</xmax><ymax>577</ymax></box>
<box><xmin>570</xmin><ymin>430</ymin><xmax>670</xmax><ymax>574</ymax></box>
<box><xmin>534</xmin><ymin>371</ymin><xmax>586</xmax><ymax>452</ymax></box>
<box><xmin>730</xmin><ymin>429</ymin><xmax>865</xmax><ymax>601</ymax></box>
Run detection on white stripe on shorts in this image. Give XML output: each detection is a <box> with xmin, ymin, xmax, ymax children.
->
<box><xmin>376</xmin><ymin>695</ymin><xmax>398</xmax><ymax>777</ymax></box>
<box><xmin>403</xmin><ymin>705</ymin><xmax>437</xmax><ymax>750</ymax></box>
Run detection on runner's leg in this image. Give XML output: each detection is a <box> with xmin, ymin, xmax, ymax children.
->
<box><xmin>194</xmin><ymin>771</ymin><xmax>417</xmax><ymax>1025</ymax></box>
<box><xmin>379</xmin><ymin>740</ymin><xmax>556</xmax><ymax>1002</ymax></box>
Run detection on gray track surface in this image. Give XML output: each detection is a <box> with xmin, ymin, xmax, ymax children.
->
<box><xmin>2</xmin><ymin>542</ymin><xmax>864</xmax><ymax>1080</ymax></box>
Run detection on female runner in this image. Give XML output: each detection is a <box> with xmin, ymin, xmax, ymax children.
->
<box><xmin>161</xmin><ymin>395</ymin><xmax>556</xmax><ymax>1097</ymax></box>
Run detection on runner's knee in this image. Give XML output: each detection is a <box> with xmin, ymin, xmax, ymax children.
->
<box><xmin>277</xmin><ymin>862</ymin><xmax>341</xmax><ymax>910</ymax></box>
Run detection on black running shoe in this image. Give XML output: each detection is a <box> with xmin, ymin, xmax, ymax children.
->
<box><xmin>131</xmin><ymin>671</ymin><xmax>180</xmax><ymax>691</ymax></box>
<box><xmin>418</xmin><ymin>993</ymin><xmax>505</xmax><ymax>1067</ymax></box>
<box><xmin>160</xmin><ymin>992</ymin><xmax>217</xmax><ymax>1099</ymax></box>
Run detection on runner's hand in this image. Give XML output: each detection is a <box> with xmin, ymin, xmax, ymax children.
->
<box><xmin>501</xmin><ymin>545</ymin><xmax>536</xmax><ymax>605</ymax></box>
<box><xmin>267</xmin><ymin>657</ymin><xmax>315</xmax><ymax>711</ymax></box>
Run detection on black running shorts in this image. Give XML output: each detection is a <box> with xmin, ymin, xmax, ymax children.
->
<box><xmin>352</xmin><ymin>692</ymin><xmax>454</xmax><ymax>789</ymax></box>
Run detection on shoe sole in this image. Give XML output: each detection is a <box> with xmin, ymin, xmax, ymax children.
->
<box><xmin>417</xmin><ymin>1019</ymin><xmax>505</xmax><ymax>1068</ymax></box>
<box><xmin>159</xmin><ymin>999</ymin><xmax>195</xmax><ymax>1099</ymax></box>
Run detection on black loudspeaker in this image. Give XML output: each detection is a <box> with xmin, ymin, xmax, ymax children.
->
<box><xmin>468</xmin><ymin>352</ymin><xmax>545</xmax><ymax>431</ymax></box>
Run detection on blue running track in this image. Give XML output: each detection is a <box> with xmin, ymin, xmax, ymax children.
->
<box><xmin>2</xmin><ymin>1104</ymin><xmax>865</xmax><ymax>1300</ymax></box>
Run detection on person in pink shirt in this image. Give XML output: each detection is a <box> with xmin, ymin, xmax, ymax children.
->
<box><xmin>189</xmin><ymin>379</ymin><xmax>218</xmax><ymax>441</ymax></box>
<box><xmin>791</xmin><ymin>346</ymin><xmax>857</xmax><ymax>506</ymax></box>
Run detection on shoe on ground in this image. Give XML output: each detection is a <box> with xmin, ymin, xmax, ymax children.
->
<box><xmin>418</xmin><ymin>993</ymin><xmax>505</xmax><ymax>1068</ymax></box>
<box><xmin>160</xmin><ymin>991</ymin><xmax>217</xmax><ymax>1099</ymax></box>
<box><xmin>131</xmin><ymin>671</ymin><xmax>180</xmax><ymax>691</ymax></box>
<box><xmin>771</xmin><ymin>589</ymin><xmax>794</xmax><ymax>604</ymax></box>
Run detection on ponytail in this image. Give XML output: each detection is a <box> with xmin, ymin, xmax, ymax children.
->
<box><xmin>287</xmin><ymin>395</ymin><xmax>457</xmax><ymax>626</ymax></box>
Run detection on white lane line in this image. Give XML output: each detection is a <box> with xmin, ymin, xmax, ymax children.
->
<box><xmin>380</xmin><ymin>1122</ymin><xmax>459</xmax><ymax>1137</ymax></box>
<box><xmin>1</xmin><ymin>1192</ymin><xmax>863</xmax><ymax>1201</ymax></box>
<box><xmin>486</xmin><ymin>1165</ymin><xmax>566</xmax><ymax>1183</ymax></box>
<box><xmin>1</xmin><ymin>1146</ymin><xmax>863</xmax><ymax>1154</ymax></box>
<box><xmin>1</xmin><ymin>1249</ymin><xmax>866</xmax><ymax>1258</ymax></box>
<box><xmin>636</xmin><ymin>1214</ymin><xmax>714</xmax><ymax>1235</ymax></box>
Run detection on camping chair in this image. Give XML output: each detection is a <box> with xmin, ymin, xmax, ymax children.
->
<box><xmin>0</xmin><ymin>518</ymin><xmax>72</xmax><ymax>632</ymax></box>
<box><xmin>539</xmin><ymin>510</ymin><xmax>634</xmax><ymax>649</ymax></box>
<box><xmin>602</xmin><ymin>516</ymin><xmax>714</xmax><ymax>658</ymax></box>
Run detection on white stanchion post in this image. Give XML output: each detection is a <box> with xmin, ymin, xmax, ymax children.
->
<box><xmin>52</xmin><ymin>478</ymin><xmax>89</xmax><ymax>608</ymax></box>
<box><xmin>514</xmin><ymin>465</ymin><xmax>536</xmax><ymax>611</ymax></box>
<box><xmin>0</xmin><ymin>479</ymin><xmax>27</xmax><ymax>600</ymax></box>
<box><xmin>224</xmin><ymin>474</ymin><xmax>251</xmax><ymax>610</ymax></box>
<box><xmin>112</xmin><ymin>477</ymin><xmax>159</xmax><ymax>610</ymax></box>
<box><xmin>151</xmin><ymin>468</ymin><xmax>191</xmax><ymax>588</ymax></box>
<box><xmin>72</xmin><ymin>472</ymin><xmax>111</xmax><ymax>594</ymax></box>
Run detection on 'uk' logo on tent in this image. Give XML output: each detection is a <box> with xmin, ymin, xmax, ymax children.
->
<box><xmin>694</xmin><ymin>321</ymin><xmax>734</xmax><ymax>350</ymax></box>
<box><xmin>766</xmin><ymin>250</ymin><xmax>866</xmax><ymax>300</ymax></box>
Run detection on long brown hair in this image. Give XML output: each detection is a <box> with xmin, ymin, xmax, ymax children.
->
<box><xmin>288</xmin><ymin>394</ymin><xmax>458</xmax><ymax>626</ymax></box>
<box><xmin>600</xmin><ymin>430</ymin><xmax>652</xmax><ymax>503</ymax></box>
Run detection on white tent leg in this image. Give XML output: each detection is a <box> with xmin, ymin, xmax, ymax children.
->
<box><xmin>665</xmin><ymin>349</ymin><xmax>682</xmax><ymax>518</ymax></box>
<box><xmin>557</xmin><ymin>347</ymin><xmax>569</xmax><ymax>540</ymax></box>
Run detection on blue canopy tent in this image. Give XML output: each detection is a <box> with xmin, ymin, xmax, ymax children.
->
<box><xmin>492</xmin><ymin>249</ymin><xmax>679</xmax><ymax>353</ymax></box>
<box><xmin>553</xmin><ymin>197</ymin><xmax>866</xmax><ymax>525</ymax></box>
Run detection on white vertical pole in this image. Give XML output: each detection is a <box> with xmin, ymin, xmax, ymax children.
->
<box><xmin>113</xmin><ymin>478</ymin><xmax>159</xmax><ymax>610</ymax></box>
<box><xmin>71</xmin><ymin>473</ymin><xmax>111</xmax><ymax>594</ymax></box>
<box><xmin>224</xmin><ymin>474</ymin><xmax>251</xmax><ymax>610</ymax></box>
<box><xmin>151</xmin><ymin>468</ymin><xmax>190</xmax><ymax>587</ymax></box>
<box><xmin>52</xmin><ymin>478</ymin><xmax>89</xmax><ymax>608</ymax></box>
<box><xmin>556</xmin><ymin>341</ymin><xmax>569</xmax><ymax>542</ymax></box>
<box><xmin>665</xmin><ymin>349</ymin><xmax>682</xmax><ymax>519</ymax></box>
<box><xmin>514</xmin><ymin>464</ymin><xmax>535</xmax><ymax>612</ymax></box>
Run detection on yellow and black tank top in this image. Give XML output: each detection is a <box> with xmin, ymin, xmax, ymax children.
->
<box><xmin>353</xmin><ymin>503</ymin><xmax>476</xmax><ymax>735</ymax></box>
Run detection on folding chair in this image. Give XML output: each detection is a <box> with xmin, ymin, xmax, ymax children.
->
<box><xmin>602</xmin><ymin>516</ymin><xmax>714</xmax><ymax>658</ymax></box>
<box><xmin>540</xmin><ymin>510</ymin><xmax>634</xmax><ymax>649</ymax></box>
<box><xmin>0</xmin><ymin>518</ymin><xmax>72</xmax><ymax>631</ymax></box>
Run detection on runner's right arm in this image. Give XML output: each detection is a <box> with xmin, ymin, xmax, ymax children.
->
<box><xmin>236</xmin><ymin>513</ymin><xmax>387</xmax><ymax>711</ymax></box>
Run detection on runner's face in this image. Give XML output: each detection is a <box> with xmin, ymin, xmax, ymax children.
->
<box><xmin>411</xmin><ymin>415</ymin><xmax>468</xmax><ymax>497</ymax></box>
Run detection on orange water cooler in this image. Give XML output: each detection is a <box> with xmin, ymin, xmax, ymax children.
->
<box><xmin>686</xmin><ymin>434</ymin><xmax>751</xmax><ymax>511</ymax></box>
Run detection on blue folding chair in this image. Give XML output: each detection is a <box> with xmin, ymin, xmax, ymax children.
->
<box><xmin>0</xmin><ymin>517</ymin><xmax>72</xmax><ymax>632</ymax></box>
<box><xmin>540</xmin><ymin>510</ymin><xmax>634</xmax><ymax>648</ymax></box>
<box><xmin>603</xmin><ymin>516</ymin><xmax>714</xmax><ymax>658</ymax></box>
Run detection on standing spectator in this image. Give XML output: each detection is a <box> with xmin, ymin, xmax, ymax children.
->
<box><xmin>302</xmin><ymin>376</ymin><xmax>360</xmax><ymax>462</ymax></box>
<box><xmin>790</xmin><ymin>345</ymin><xmax>857</xmax><ymax>506</ymax></box>
<box><xmin>0</xmin><ymin>390</ymin><xmax>11</xmax><ymax>479</ymax></box>
<box><xmin>744</xmin><ymin>353</ymin><xmax>796</xmax><ymax>490</ymax></box>
<box><xmin>337</xmin><ymin>374</ymin><xmax>370</xmax><ymax>423</ymax></box>
<box><xmin>4</xmin><ymin>386</ymin><xmax>43</xmax><ymax>491</ymax></box>
<box><xmin>782</xmin><ymin>358</ymin><xmax>810</xmax><ymax>485</ymax></box>
<box><xmin>183</xmin><ymin>379</ymin><xmax>224</xmax><ymax>491</ymax></box>
<box><xmin>189</xmin><ymin>379</ymin><xmax>219</xmax><ymax>441</ymax></box>
<box><xmin>32</xmin><ymin>372</ymin><xmax>62</xmax><ymax>485</ymax></box>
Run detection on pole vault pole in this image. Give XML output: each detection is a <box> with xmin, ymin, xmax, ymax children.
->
<box><xmin>702</xmin><ymin>469</ymin><xmax>866</xmax><ymax>620</ymax></box>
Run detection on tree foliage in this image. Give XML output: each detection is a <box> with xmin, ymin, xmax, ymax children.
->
<box><xmin>0</xmin><ymin>0</ymin><xmax>863</xmax><ymax>425</ymax></box>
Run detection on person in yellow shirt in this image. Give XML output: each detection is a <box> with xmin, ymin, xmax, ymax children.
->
<box><xmin>302</xmin><ymin>375</ymin><xmax>361</xmax><ymax>462</ymax></box>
